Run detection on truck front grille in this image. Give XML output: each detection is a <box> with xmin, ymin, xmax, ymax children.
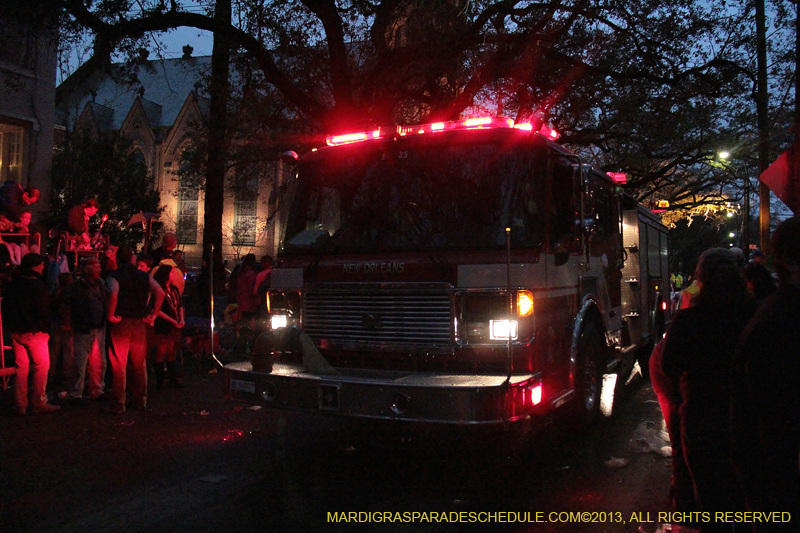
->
<box><xmin>303</xmin><ymin>288</ymin><xmax>452</xmax><ymax>351</ymax></box>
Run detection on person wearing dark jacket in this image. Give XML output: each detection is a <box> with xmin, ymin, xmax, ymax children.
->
<box><xmin>2</xmin><ymin>253</ymin><xmax>59</xmax><ymax>415</ymax></box>
<box><xmin>66</xmin><ymin>198</ymin><xmax>100</xmax><ymax>249</ymax></box>
<box><xmin>150</xmin><ymin>232</ymin><xmax>177</xmax><ymax>265</ymax></box>
<box><xmin>732</xmin><ymin>216</ymin><xmax>800</xmax><ymax>531</ymax></box>
<box><xmin>742</xmin><ymin>261</ymin><xmax>776</xmax><ymax>306</ymax></box>
<box><xmin>658</xmin><ymin>248</ymin><xmax>757</xmax><ymax>530</ymax></box>
<box><xmin>0</xmin><ymin>180</ymin><xmax>40</xmax><ymax>222</ymax></box>
<box><xmin>106</xmin><ymin>246</ymin><xmax>164</xmax><ymax>414</ymax></box>
<box><xmin>62</xmin><ymin>258</ymin><xmax>108</xmax><ymax>404</ymax></box>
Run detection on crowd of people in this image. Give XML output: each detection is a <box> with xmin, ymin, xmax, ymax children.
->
<box><xmin>652</xmin><ymin>216</ymin><xmax>800</xmax><ymax>533</ymax></box>
<box><xmin>1</xmin><ymin>194</ymin><xmax>274</xmax><ymax>416</ymax></box>
<box><xmin>0</xmin><ymin>180</ymin><xmax>41</xmax><ymax>265</ymax></box>
<box><xmin>2</xmin><ymin>238</ymin><xmax>180</xmax><ymax>415</ymax></box>
<box><xmin>0</xmin><ymin>183</ymin><xmax>211</xmax><ymax>414</ymax></box>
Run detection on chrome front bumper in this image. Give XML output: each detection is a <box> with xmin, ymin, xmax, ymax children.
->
<box><xmin>225</xmin><ymin>361</ymin><xmax>540</xmax><ymax>425</ymax></box>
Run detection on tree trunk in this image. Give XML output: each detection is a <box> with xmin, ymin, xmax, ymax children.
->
<box><xmin>203</xmin><ymin>0</ymin><xmax>231</xmax><ymax>286</ymax></box>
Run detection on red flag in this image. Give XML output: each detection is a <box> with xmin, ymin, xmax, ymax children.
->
<box><xmin>759</xmin><ymin>145</ymin><xmax>800</xmax><ymax>214</ymax></box>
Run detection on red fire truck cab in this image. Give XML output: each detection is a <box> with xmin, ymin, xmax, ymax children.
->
<box><xmin>225</xmin><ymin>116</ymin><xmax>669</xmax><ymax>425</ymax></box>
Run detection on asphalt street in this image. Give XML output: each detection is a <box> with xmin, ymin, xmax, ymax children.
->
<box><xmin>0</xmin><ymin>357</ymin><xmax>673</xmax><ymax>533</ymax></box>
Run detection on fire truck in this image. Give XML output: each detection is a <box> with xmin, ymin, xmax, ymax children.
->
<box><xmin>225</xmin><ymin>116</ymin><xmax>670</xmax><ymax>426</ymax></box>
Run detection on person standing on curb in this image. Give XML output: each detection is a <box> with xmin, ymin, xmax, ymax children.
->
<box><xmin>658</xmin><ymin>248</ymin><xmax>757</xmax><ymax>529</ymax></box>
<box><xmin>106</xmin><ymin>246</ymin><xmax>164</xmax><ymax>414</ymax></box>
<box><xmin>47</xmin><ymin>271</ymin><xmax>73</xmax><ymax>392</ymax></box>
<box><xmin>62</xmin><ymin>258</ymin><xmax>108</xmax><ymax>405</ymax></box>
<box><xmin>3</xmin><ymin>253</ymin><xmax>60</xmax><ymax>415</ymax></box>
<box><xmin>732</xmin><ymin>216</ymin><xmax>800</xmax><ymax>530</ymax></box>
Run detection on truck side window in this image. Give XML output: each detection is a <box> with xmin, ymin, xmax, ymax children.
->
<box><xmin>510</xmin><ymin>152</ymin><xmax>545</xmax><ymax>248</ymax></box>
<box><xmin>285</xmin><ymin>186</ymin><xmax>341</xmax><ymax>248</ymax></box>
<box><xmin>548</xmin><ymin>156</ymin><xmax>578</xmax><ymax>253</ymax></box>
<box><xmin>590</xmin><ymin>184</ymin><xmax>614</xmax><ymax>258</ymax></box>
<box><xmin>592</xmin><ymin>182</ymin><xmax>623</xmax><ymax>306</ymax></box>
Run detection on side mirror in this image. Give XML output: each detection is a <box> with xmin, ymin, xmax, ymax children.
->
<box><xmin>280</xmin><ymin>150</ymin><xmax>299</xmax><ymax>165</ymax></box>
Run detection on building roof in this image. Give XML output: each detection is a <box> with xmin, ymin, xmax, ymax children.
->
<box><xmin>57</xmin><ymin>55</ymin><xmax>212</xmax><ymax>131</ymax></box>
<box><xmin>85</xmin><ymin>102</ymin><xmax>115</xmax><ymax>130</ymax></box>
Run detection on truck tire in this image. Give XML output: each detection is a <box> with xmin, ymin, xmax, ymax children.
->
<box><xmin>639</xmin><ymin>299</ymin><xmax>666</xmax><ymax>379</ymax></box>
<box><xmin>574</xmin><ymin>322</ymin><xmax>603</xmax><ymax>424</ymax></box>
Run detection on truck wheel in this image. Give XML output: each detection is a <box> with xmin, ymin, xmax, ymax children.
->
<box><xmin>574</xmin><ymin>323</ymin><xmax>603</xmax><ymax>424</ymax></box>
<box><xmin>639</xmin><ymin>301</ymin><xmax>666</xmax><ymax>379</ymax></box>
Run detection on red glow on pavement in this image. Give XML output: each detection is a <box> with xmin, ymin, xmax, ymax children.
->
<box><xmin>222</xmin><ymin>429</ymin><xmax>245</xmax><ymax>442</ymax></box>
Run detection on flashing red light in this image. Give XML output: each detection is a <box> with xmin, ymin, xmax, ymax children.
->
<box><xmin>326</xmin><ymin>129</ymin><xmax>382</xmax><ymax>146</ymax></box>
<box><xmin>398</xmin><ymin>116</ymin><xmax>513</xmax><ymax>136</ymax></box>
<box><xmin>662</xmin><ymin>301</ymin><xmax>668</xmax><ymax>311</ymax></box>
<box><xmin>462</xmin><ymin>116</ymin><xmax>498</xmax><ymax>128</ymax></box>
<box><xmin>607</xmin><ymin>172</ymin><xmax>627</xmax><ymax>184</ymax></box>
<box><xmin>517</xmin><ymin>381</ymin><xmax>542</xmax><ymax>407</ymax></box>
<box><xmin>538</xmin><ymin>124</ymin><xmax>560</xmax><ymax>140</ymax></box>
<box><xmin>327</xmin><ymin>116</ymin><xmax>560</xmax><ymax>146</ymax></box>
<box><xmin>531</xmin><ymin>383</ymin><xmax>542</xmax><ymax>406</ymax></box>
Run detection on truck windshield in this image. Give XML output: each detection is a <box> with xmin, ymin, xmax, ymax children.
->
<box><xmin>282</xmin><ymin>138</ymin><xmax>545</xmax><ymax>255</ymax></box>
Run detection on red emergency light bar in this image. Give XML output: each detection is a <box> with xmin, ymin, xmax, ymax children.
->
<box><xmin>326</xmin><ymin>129</ymin><xmax>383</xmax><ymax>146</ymax></box>
<box><xmin>511</xmin><ymin>122</ymin><xmax>559</xmax><ymax>140</ymax></box>
<box><xmin>397</xmin><ymin>116</ymin><xmax>514</xmax><ymax>136</ymax></box>
<box><xmin>326</xmin><ymin>116</ymin><xmax>560</xmax><ymax>146</ymax></box>
<box><xmin>607</xmin><ymin>172</ymin><xmax>627</xmax><ymax>184</ymax></box>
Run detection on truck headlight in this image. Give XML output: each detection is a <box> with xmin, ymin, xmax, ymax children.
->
<box><xmin>489</xmin><ymin>320</ymin><xmax>518</xmax><ymax>340</ymax></box>
<box><xmin>456</xmin><ymin>290</ymin><xmax>534</xmax><ymax>344</ymax></box>
<box><xmin>266</xmin><ymin>290</ymin><xmax>302</xmax><ymax>330</ymax></box>
<box><xmin>270</xmin><ymin>315</ymin><xmax>288</xmax><ymax>330</ymax></box>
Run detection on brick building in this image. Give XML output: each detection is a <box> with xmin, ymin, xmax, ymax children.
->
<box><xmin>0</xmin><ymin>18</ymin><xmax>57</xmax><ymax>216</ymax></box>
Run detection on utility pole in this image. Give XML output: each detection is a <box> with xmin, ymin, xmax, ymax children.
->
<box><xmin>742</xmin><ymin>172</ymin><xmax>750</xmax><ymax>250</ymax></box>
<box><xmin>756</xmin><ymin>0</ymin><xmax>770</xmax><ymax>254</ymax></box>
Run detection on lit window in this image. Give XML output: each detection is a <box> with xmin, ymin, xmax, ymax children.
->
<box><xmin>176</xmin><ymin>150</ymin><xmax>199</xmax><ymax>245</ymax></box>
<box><xmin>233</xmin><ymin>166</ymin><xmax>259</xmax><ymax>246</ymax></box>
